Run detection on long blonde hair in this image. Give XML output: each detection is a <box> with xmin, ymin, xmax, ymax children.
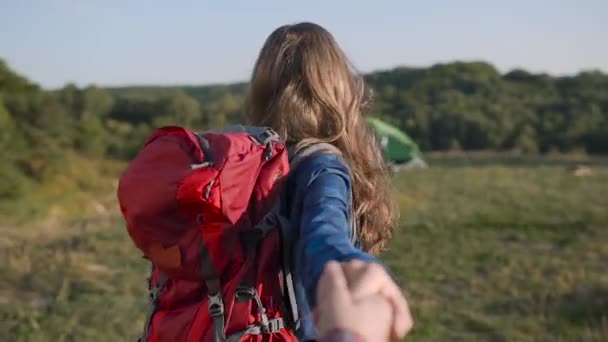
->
<box><xmin>245</xmin><ymin>22</ymin><xmax>395</xmax><ymax>254</ymax></box>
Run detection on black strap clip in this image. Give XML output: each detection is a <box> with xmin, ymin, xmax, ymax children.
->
<box><xmin>256</xmin><ymin>128</ymin><xmax>279</xmax><ymax>145</ymax></box>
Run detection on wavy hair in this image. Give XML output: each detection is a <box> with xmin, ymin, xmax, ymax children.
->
<box><xmin>244</xmin><ymin>22</ymin><xmax>395</xmax><ymax>254</ymax></box>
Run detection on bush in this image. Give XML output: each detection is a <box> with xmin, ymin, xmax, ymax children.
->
<box><xmin>0</xmin><ymin>163</ymin><xmax>28</xmax><ymax>200</ymax></box>
<box><xmin>16</xmin><ymin>125</ymin><xmax>66</xmax><ymax>182</ymax></box>
<box><xmin>74</xmin><ymin>117</ymin><xmax>108</xmax><ymax>157</ymax></box>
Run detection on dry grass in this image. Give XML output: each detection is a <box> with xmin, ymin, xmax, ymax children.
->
<box><xmin>1</xmin><ymin>156</ymin><xmax>607</xmax><ymax>341</ymax></box>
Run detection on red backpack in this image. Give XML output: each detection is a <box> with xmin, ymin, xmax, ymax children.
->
<box><xmin>118</xmin><ymin>125</ymin><xmax>313</xmax><ymax>342</ymax></box>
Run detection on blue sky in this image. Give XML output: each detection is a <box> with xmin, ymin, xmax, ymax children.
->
<box><xmin>1</xmin><ymin>0</ymin><xmax>606</xmax><ymax>88</ymax></box>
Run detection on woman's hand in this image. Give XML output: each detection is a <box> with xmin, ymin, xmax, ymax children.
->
<box><xmin>340</xmin><ymin>260</ymin><xmax>413</xmax><ymax>340</ymax></box>
<box><xmin>315</xmin><ymin>261</ymin><xmax>394</xmax><ymax>342</ymax></box>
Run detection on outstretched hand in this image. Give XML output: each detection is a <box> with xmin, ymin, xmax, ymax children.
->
<box><xmin>315</xmin><ymin>261</ymin><xmax>413</xmax><ymax>341</ymax></box>
<box><xmin>340</xmin><ymin>260</ymin><xmax>413</xmax><ymax>339</ymax></box>
<box><xmin>315</xmin><ymin>261</ymin><xmax>394</xmax><ymax>341</ymax></box>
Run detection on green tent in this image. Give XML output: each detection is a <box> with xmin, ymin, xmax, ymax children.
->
<box><xmin>365</xmin><ymin>116</ymin><xmax>426</xmax><ymax>168</ymax></box>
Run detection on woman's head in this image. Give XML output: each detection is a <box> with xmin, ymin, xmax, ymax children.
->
<box><xmin>245</xmin><ymin>22</ymin><xmax>395</xmax><ymax>254</ymax></box>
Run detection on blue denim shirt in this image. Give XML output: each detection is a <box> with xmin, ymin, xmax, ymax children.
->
<box><xmin>284</xmin><ymin>152</ymin><xmax>378</xmax><ymax>341</ymax></box>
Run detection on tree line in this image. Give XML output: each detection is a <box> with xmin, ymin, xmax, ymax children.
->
<box><xmin>1</xmin><ymin>58</ymin><xmax>607</xmax><ymax>198</ymax></box>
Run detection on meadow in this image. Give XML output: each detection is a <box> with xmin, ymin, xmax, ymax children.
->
<box><xmin>1</xmin><ymin>155</ymin><xmax>607</xmax><ymax>342</ymax></box>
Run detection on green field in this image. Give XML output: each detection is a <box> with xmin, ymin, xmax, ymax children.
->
<box><xmin>1</xmin><ymin>156</ymin><xmax>607</xmax><ymax>341</ymax></box>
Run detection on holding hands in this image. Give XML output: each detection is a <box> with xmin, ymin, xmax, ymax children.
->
<box><xmin>316</xmin><ymin>261</ymin><xmax>413</xmax><ymax>341</ymax></box>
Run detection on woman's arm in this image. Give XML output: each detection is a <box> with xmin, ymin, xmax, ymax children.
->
<box><xmin>291</xmin><ymin>154</ymin><xmax>413</xmax><ymax>340</ymax></box>
<box><xmin>291</xmin><ymin>154</ymin><xmax>377</xmax><ymax>308</ymax></box>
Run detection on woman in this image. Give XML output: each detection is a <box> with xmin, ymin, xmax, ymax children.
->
<box><xmin>245</xmin><ymin>22</ymin><xmax>413</xmax><ymax>341</ymax></box>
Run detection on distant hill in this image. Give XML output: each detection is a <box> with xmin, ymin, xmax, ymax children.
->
<box><xmin>106</xmin><ymin>82</ymin><xmax>248</xmax><ymax>104</ymax></box>
<box><xmin>106</xmin><ymin>61</ymin><xmax>608</xmax><ymax>154</ymax></box>
<box><xmin>2</xmin><ymin>58</ymin><xmax>608</xmax><ymax>204</ymax></box>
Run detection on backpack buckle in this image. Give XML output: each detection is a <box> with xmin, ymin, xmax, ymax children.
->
<box><xmin>267</xmin><ymin>317</ymin><xmax>285</xmax><ymax>332</ymax></box>
<box><xmin>149</xmin><ymin>286</ymin><xmax>161</xmax><ymax>302</ymax></box>
<box><xmin>246</xmin><ymin>128</ymin><xmax>280</xmax><ymax>161</ymax></box>
<box><xmin>208</xmin><ymin>293</ymin><xmax>224</xmax><ymax>317</ymax></box>
<box><xmin>235</xmin><ymin>286</ymin><xmax>270</xmax><ymax>332</ymax></box>
<box><xmin>235</xmin><ymin>286</ymin><xmax>256</xmax><ymax>302</ymax></box>
<box><xmin>257</xmin><ymin>129</ymin><xmax>277</xmax><ymax>144</ymax></box>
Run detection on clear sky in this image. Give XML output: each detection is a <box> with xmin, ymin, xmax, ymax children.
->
<box><xmin>1</xmin><ymin>0</ymin><xmax>606</xmax><ymax>88</ymax></box>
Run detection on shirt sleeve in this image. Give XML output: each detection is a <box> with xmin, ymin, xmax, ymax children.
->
<box><xmin>291</xmin><ymin>154</ymin><xmax>379</xmax><ymax>309</ymax></box>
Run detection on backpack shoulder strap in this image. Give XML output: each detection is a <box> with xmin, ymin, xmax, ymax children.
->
<box><xmin>288</xmin><ymin>143</ymin><xmax>342</xmax><ymax>170</ymax></box>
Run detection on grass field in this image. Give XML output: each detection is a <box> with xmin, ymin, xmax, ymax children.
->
<box><xmin>1</xmin><ymin>155</ymin><xmax>607</xmax><ymax>341</ymax></box>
